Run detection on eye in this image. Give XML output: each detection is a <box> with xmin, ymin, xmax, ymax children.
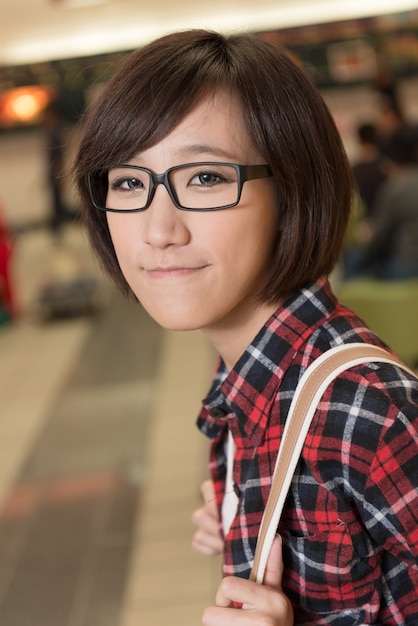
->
<box><xmin>188</xmin><ymin>168</ymin><xmax>233</xmax><ymax>188</ymax></box>
<box><xmin>110</xmin><ymin>176</ymin><xmax>144</xmax><ymax>191</ymax></box>
<box><xmin>193</xmin><ymin>172</ymin><xmax>223</xmax><ymax>186</ymax></box>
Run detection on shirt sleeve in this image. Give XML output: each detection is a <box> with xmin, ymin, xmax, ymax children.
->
<box><xmin>289</xmin><ymin>363</ymin><xmax>418</xmax><ymax>624</ymax></box>
<box><xmin>333</xmin><ymin>366</ymin><xmax>418</xmax><ymax>622</ymax></box>
<box><xmin>362</xmin><ymin>400</ymin><xmax>418</xmax><ymax>561</ymax></box>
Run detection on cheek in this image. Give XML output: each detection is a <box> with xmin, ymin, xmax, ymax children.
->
<box><xmin>227</xmin><ymin>207</ymin><xmax>278</xmax><ymax>262</ymax></box>
<box><xmin>106</xmin><ymin>214</ymin><xmax>136</xmax><ymax>262</ymax></box>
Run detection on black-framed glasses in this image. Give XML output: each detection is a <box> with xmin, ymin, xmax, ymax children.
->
<box><xmin>86</xmin><ymin>162</ymin><xmax>272</xmax><ymax>212</ymax></box>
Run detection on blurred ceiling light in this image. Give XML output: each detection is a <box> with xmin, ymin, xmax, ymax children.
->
<box><xmin>0</xmin><ymin>86</ymin><xmax>54</xmax><ymax>127</ymax></box>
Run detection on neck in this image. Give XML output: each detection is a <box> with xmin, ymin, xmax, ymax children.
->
<box><xmin>202</xmin><ymin>300</ymin><xmax>281</xmax><ymax>371</ymax></box>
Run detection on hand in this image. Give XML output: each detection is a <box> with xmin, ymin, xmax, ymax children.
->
<box><xmin>192</xmin><ymin>480</ymin><xmax>224</xmax><ymax>556</ymax></box>
<box><xmin>202</xmin><ymin>536</ymin><xmax>294</xmax><ymax>625</ymax></box>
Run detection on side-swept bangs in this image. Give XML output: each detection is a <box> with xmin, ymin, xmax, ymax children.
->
<box><xmin>74</xmin><ymin>29</ymin><xmax>353</xmax><ymax>300</ymax></box>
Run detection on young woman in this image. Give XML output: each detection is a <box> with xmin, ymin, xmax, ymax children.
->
<box><xmin>73</xmin><ymin>30</ymin><xmax>418</xmax><ymax>625</ymax></box>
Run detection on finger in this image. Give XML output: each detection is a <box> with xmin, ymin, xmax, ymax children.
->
<box><xmin>192</xmin><ymin>540</ymin><xmax>223</xmax><ymax>556</ymax></box>
<box><xmin>215</xmin><ymin>566</ymin><xmax>283</xmax><ymax>609</ymax></box>
<box><xmin>214</xmin><ymin>538</ymin><xmax>284</xmax><ymax>604</ymax></box>
<box><xmin>192</xmin><ymin>505</ymin><xmax>219</xmax><ymax>529</ymax></box>
<box><xmin>215</xmin><ymin>576</ymin><xmax>257</xmax><ymax>608</ymax></box>
<box><xmin>192</xmin><ymin>533</ymin><xmax>223</xmax><ymax>556</ymax></box>
<box><xmin>214</xmin><ymin>576</ymin><xmax>294</xmax><ymax>625</ymax></box>
<box><xmin>263</xmin><ymin>535</ymin><xmax>284</xmax><ymax>590</ymax></box>
<box><xmin>201</xmin><ymin>479</ymin><xmax>216</xmax><ymax>503</ymax></box>
<box><xmin>202</xmin><ymin>605</ymin><xmax>255</xmax><ymax>626</ymax></box>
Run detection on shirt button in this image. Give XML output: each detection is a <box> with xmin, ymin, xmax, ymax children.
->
<box><xmin>208</xmin><ymin>407</ymin><xmax>227</xmax><ymax>418</ymax></box>
<box><xmin>233</xmin><ymin>483</ymin><xmax>241</xmax><ymax>498</ymax></box>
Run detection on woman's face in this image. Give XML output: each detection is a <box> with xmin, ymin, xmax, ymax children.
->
<box><xmin>106</xmin><ymin>91</ymin><xmax>280</xmax><ymax>343</ymax></box>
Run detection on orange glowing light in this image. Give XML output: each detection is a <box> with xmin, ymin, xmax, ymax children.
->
<box><xmin>0</xmin><ymin>86</ymin><xmax>54</xmax><ymax>127</ymax></box>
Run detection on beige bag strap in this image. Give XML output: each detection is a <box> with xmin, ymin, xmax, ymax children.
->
<box><xmin>250</xmin><ymin>343</ymin><xmax>416</xmax><ymax>584</ymax></box>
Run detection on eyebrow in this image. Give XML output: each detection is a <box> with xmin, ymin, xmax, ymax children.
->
<box><xmin>175</xmin><ymin>143</ymin><xmax>240</xmax><ymax>161</ymax></box>
<box><xmin>125</xmin><ymin>143</ymin><xmax>246</xmax><ymax>169</ymax></box>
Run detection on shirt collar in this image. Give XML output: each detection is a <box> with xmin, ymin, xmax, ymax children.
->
<box><xmin>197</xmin><ymin>278</ymin><xmax>338</xmax><ymax>446</ymax></box>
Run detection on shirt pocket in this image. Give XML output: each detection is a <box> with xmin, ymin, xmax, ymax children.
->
<box><xmin>281</xmin><ymin>525</ymin><xmax>381</xmax><ymax>616</ymax></box>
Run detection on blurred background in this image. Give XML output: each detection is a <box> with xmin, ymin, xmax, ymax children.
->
<box><xmin>0</xmin><ymin>2</ymin><xmax>418</xmax><ymax>625</ymax></box>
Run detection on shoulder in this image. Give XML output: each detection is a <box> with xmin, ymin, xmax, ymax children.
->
<box><xmin>322</xmin><ymin>359</ymin><xmax>417</xmax><ymax>429</ymax></box>
<box><xmin>304</xmin><ymin>359</ymin><xmax>418</xmax><ymax>480</ymax></box>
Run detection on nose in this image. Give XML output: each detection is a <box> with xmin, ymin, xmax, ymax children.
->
<box><xmin>141</xmin><ymin>184</ymin><xmax>190</xmax><ymax>249</ymax></box>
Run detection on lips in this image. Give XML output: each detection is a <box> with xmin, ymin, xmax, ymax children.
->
<box><xmin>145</xmin><ymin>264</ymin><xmax>207</xmax><ymax>278</ymax></box>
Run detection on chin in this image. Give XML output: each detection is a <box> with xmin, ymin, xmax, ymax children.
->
<box><xmin>158</xmin><ymin>319</ymin><xmax>203</xmax><ymax>332</ymax></box>
<box><xmin>141</xmin><ymin>305</ymin><xmax>204</xmax><ymax>332</ymax></box>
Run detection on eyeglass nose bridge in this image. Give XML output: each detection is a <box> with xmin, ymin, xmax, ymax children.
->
<box><xmin>146</xmin><ymin>170</ymin><xmax>180</xmax><ymax>211</ymax></box>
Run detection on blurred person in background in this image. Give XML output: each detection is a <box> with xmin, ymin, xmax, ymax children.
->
<box><xmin>42</xmin><ymin>100</ymin><xmax>76</xmax><ymax>235</ymax></box>
<box><xmin>351</xmin><ymin>122</ymin><xmax>387</xmax><ymax>219</ymax></box>
<box><xmin>73</xmin><ymin>29</ymin><xmax>418</xmax><ymax>626</ymax></box>
<box><xmin>374</xmin><ymin>63</ymin><xmax>401</xmax><ymax>118</ymax></box>
<box><xmin>345</xmin><ymin>129</ymin><xmax>418</xmax><ymax>280</ymax></box>
<box><xmin>374</xmin><ymin>95</ymin><xmax>418</xmax><ymax>174</ymax></box>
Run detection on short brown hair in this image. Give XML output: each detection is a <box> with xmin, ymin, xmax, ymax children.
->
<box><xmin>73</xmin><ymin>29</ymin><xmax>353</xmax><ymax>302</ymax></box>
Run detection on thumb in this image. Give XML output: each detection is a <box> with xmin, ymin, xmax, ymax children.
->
<box><xmin>262</xmin><ymin>535</ymin><xmax>284</xmax><ymax>590</ymax></box>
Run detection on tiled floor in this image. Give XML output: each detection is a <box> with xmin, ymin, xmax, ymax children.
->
<box><xmin>0</xmin><ymin>224</ymin><xmax>221</xmax><ymax>626</ymax></box>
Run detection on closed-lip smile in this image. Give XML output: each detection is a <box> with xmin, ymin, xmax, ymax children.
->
<box><xmin>145</xmin><ymin>264</ymin><xmax>207</xmax><ymax>277</ymax></box>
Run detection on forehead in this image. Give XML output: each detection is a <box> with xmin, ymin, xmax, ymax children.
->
<box><xmin>133</xmin><ymin>89</ymin><xmax>260</xmax><ymax>164</ymax></box>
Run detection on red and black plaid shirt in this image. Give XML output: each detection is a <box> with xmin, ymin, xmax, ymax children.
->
<box><xmin>197</xmin><ymin>277</ymin><xmax>418</xmax><ymax>625</ymax></box>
